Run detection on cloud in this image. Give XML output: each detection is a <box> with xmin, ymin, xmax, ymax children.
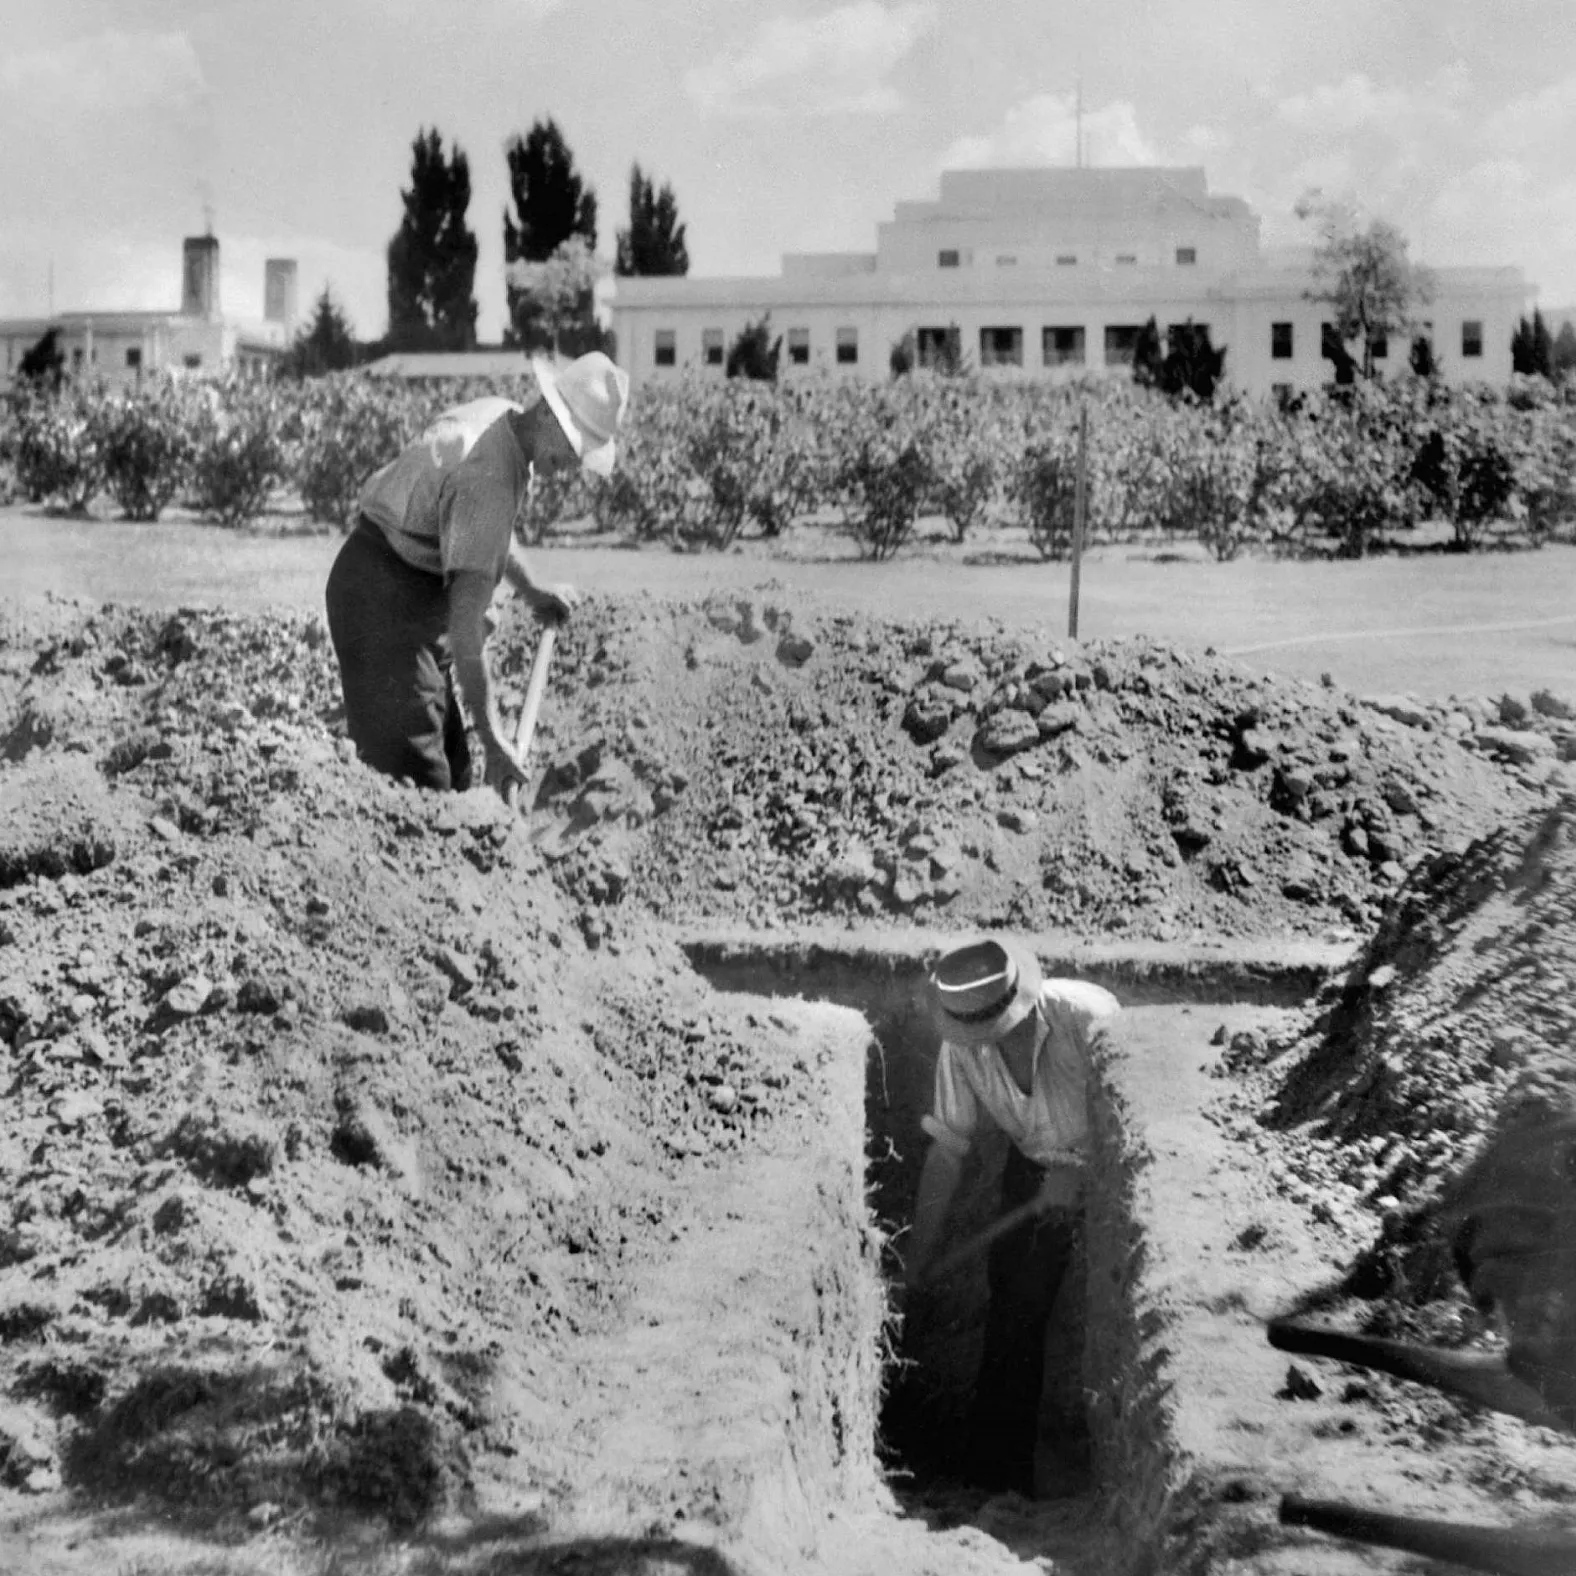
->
<box><xmin>0</xmin><ymin>30</ymin><xmax>209</xmax><ymax>120</ymax></box>
<box><xmin>940</xmin><ymin>95</ymin><xmax>1160</xmax><ymax>170</ymax></box>
<box><xmin>684</xmin><ymin>2</ymin><xmax>937</xmax><ymax>118</ymax></box>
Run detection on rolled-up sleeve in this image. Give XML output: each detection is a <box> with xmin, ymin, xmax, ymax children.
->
<box><xmin>920</xmin><ymin>1042</ymin><xmax>978</xmax><ymax>1159</ymax></box>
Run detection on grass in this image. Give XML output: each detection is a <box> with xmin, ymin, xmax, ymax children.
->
<box><xmin>4</xmin><ymin>503</ymin><xmax>1575</xmax><ymax>702</ymax></box>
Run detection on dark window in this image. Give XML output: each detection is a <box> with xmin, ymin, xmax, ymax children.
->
<box><xmin>938</xmin><ymin>249</ymin><xmax>959</xmax><ymax>268</ymax></box>
<box><xmin>1114</xmin><ymin>253</ymin><xmax>1137</xmax><ymax>265</ymax></box>
<box><xmin>1056</xmin><ymin>253</ymin><xmax>1077</xmax><ymax>266</ymax></box>
<box><xmin>1462</xmin><ymin>320</ymin><xmax>1483</xmax><ymax>357</ymax></box>
<box><xmin>835</xmin><ymin>327</ymin><xmax>858</xmax><ymax>365</ymax></box>
<box><xmin>654</xmin><ymin>330</ymin><xmax>676</xmax><ymax>367</ymax></box>
<box><xmin>1104</xmin><ymin>325</ymin><xmax>1142</xmax><ymax>365</ymax></box>
<box><xmin>126</xmin><ymin>347</ymin><xmax>142</xmax><ymax>369</ymax></box>
<box><xmin>1271</xmin><ymin>322</ymin><xmax>1293</xmax><ymax>359</ymax></box>
<box><xmin>787</xmin><ymin>327</ymin><xmax>810</xmax><ymax>365</ymax></box>
<box><xmin>915</xmin><ymin>327</ymin><xmax>957</xmax><ymax>370</ymax></box>
<box><xmin>183</xmin><ymin>354</ymin><xmax>201</xmax><ymax>368</ymax></box>
<box><xmin>72</xmin><ymin>348</ymin><xmax>84</xmax><ymax>367</ymax></box>
<box><xmin>996</xmin><ymin>254</ymin><xmax>1017</xmax><ymax>266</ymax></box>
<box><xmin>1371</xmin><ymin>331</ymin><xmax>1389</xmax><ymax>359</ymax></box>
<box><xmin>979</xmin><ymin>326</ymin><xmax>1022</xmax><ymax>367</ymax></box>
<box><xmin>702</xmin><ymin>328</ymin><xmax>723</xmax><ymax>366</ymax></box>
<box><xmin>1042</xmin><ymin>326</ymin><xmax>1086</xmax><ymax>366</ymax></box>
<box><xmin>1272</xmin><ymin>382</ymin><xmax>1293</xmax><ymax>404</ymax></box>
<box><xmin>1175</xmin><ymin>246</ymin><xmax>1197</xmax><ymax>265</ymax></box>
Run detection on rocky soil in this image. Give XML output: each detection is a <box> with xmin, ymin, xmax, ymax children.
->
<box><xmin>511</xmin><ymin>591</ymin><xmax>1568</xmax><ymax>944</ymax></box>
<box><xmin>1</xmin><ymin>586</ymin><xmax>1573</xmax><ymax>1572</ymax></box>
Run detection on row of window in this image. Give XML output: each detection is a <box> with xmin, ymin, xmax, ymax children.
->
<box><xmin>939</xmin><ymin>247</ymin><xmax>1197</xmax><ymax>268</ymax></box>
<box><xmin>1272</xmin><ymin>321</ymin><xmax>1484</xmax><ymax>360</ymax></box>
<box><xmin>53</xmin><ymin>346</ymin><xmax>201</xmax><ymax>370</ymax></box>
<box><xmin>654</xmin><ymin>317</ymin><xmax>1491</xmax><ymax>370</ymax></box>
<box><xmin>653</xmin><ymin>326</ymin><xmax>860</xmax><ymax>368</ymax></box>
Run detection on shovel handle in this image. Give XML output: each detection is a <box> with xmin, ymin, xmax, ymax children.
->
<box><xmin>502</xmin><ymin>620</ymin><xmax>558</xmax><ymax>810</ymax></box>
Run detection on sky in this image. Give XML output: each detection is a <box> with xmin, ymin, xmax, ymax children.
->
<box><xmin>2</xmin><ymin>0</ymin><xmax>1573</xmax><ymax>342</ymax></box>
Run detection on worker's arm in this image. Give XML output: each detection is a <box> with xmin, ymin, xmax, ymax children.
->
<box><xmin>905</xmin><ymin>1140</ymin><xmax>965</xmax><ymax>1289</ymax></box>
<box><xmin>501</xmin><ymin>539</ymin><xmax>579</xmax><ymax>621</ymax></box>
<box><xmin>447</xmin><ymin>568</ymin><xmax>521</xmax><ymax>796</ymax></box>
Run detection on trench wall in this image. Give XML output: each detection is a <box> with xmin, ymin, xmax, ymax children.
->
<box><xmin>682</xmin><ymin>931</ymin><xmax>1347</xmax><ymax>1568</ymax></box>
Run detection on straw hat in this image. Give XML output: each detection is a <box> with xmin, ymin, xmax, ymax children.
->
<box><xmin>927</xmin><ymin>937</ymin><xmax>1044</xmax><ymax>1048</ymax></box>
<box><xmin>531</xmin><ymin>351</ymin><xmax>630</xmax><ymax>478</ymax></box>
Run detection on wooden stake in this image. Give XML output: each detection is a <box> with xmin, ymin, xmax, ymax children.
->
<box><xmin>1069</xmin><ymin>401</ymin><xmax>1089</xmax><ymax>639</ymax></box>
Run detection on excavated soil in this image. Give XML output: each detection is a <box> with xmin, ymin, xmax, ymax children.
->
<box><xmin>1</xmin><ymin>586</ymin><xmax>1574</xmax><ymax>1575</ymax></box>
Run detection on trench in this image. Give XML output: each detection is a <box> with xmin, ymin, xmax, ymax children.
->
<box><xmin>682</xmin><ymin>932</ymin><xmax>1340</xmax><ymax>1573</ymax></box>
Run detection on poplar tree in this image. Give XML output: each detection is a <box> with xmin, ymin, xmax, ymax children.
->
<box><xmin>385</xmin><ymin>127</ymin><xmax>479</xmax><ymax>351</ymax></box>
<box><xmin>615</xmin><ymin>165</ymin><xmax>690</xmax><ymax>277</ymax></box>
<box><xmin>503</xmin><ymin>119</ymin><xmax>599</xmax><ymax>349</ymax></box>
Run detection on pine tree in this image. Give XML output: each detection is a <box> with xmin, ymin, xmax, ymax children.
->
<box><xmin>1159</xmin><ymin>320</ymin><xmax>1226</xmax><ymax>399</ymax></box>
<box><xmin>1511</xmin><ymin>309</ymin><xmax>1554</xmax><ymax>378</ymax></box>
<box><xmin>1553</xmin><ymin>321</ymin><xmax>1576</xmax><ymax>381</ymax></box>
<box><xmin>1131</xmin><ymin>318</ymin><xmax>1163</xmax><ymax>387</ymax></box>
<box><xmin>503</xmin><ymin>119</ymin><xmax>598</xmax><ymax>349</ymax></box>
<box><xmin>284</xmin><ymin>287</ymin><xmax>358</xmax><ymax>377</ymax></box>
<box><xmin>385</xmin><ymin>127</ymin><xmax>479</xmax><ymax>352</ymax></box>
<box><xmin>614</xmin><ymin>165</ymin><xmax>690</xmax><ymax>277</ymax></box>
<box><xmin>18</xmin><ymin>327</ymin><xmax>65</xmax><ymax>386</ymax></box>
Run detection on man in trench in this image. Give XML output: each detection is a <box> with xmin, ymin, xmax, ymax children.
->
<box><xmin>325</xmin><ymin>351</ymin><xmax>629</xmax><ymax>798</ymax></box>
<box><xmin>903</xmin><ymin>936</ymin><xmax>1120</xmax><ymax>1497</ymax></box>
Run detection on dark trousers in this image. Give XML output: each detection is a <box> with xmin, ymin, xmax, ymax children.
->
<box><xmin>325</xmin><ymin>517</ymin><xmax>473</xmax><ymax>793</ymax></box>
<box><xmin>968</xmin><ymin>1146</ymin><xmax>1088</xmax><ymax>1494</ymax></box>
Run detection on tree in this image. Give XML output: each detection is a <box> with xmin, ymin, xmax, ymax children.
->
<box><xmin>503</xmin><ymin>119</ymin><xmax>598</xmax><ymax>350</ymax></box>
<box><xmin>1553</xmin><ymin>321</ymin><xmax>1576</xmax><ymax>380</ymax></box>
<box><xmin>726</xmin><ymin>315</ymin><xmax>780</xmax><ymax>380</ymax></box>
<box><xmin>505</xmin><ymin>237</ymin><xmax>604</xmax><ymax>355</ymax></box>
<box><xmin>283</xmin><ymin>287</ymin><xmax>358</xmax><ymax>378</ymax></box>
<box><xmin>1296</xmin><ymin>192</ymin><xmax>1433</xmax><ymax>378</ymax></box>
<box><xmin>1158</xmin><ymin>320</ymin><xmax>1226</xmax><ymax>399</ymax></box>
<box><xmin>386</xmin><ymin>127</ymin><xmax>479</xmax><ymax>351</ymax></box>
<box><xmin>17</xmin><ymin>327</ymin><xmax>65</xmax><ymax>386</ymax></box>
<box><xmin>614</xmin><ymin>165</ymin><xmax>690</xmax><ymax>277</ymax></box>
<box><xmin>1511</xmin><ymin>308</ymin><xmax>1554</xmax><ymax>378</ymax></box>
<box><xmin>1131</xmin><ymin>318</ymin><xmax>1163</xmax><ymax>387</ymax></box>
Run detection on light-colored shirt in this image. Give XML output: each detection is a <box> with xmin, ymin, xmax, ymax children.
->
<box><xmin>921</xmin><ymin>979</ymin><xmax>1120</xmax><ymax>1169</ymax></box>
<box><xmin>357</xmin><ymin>397</ymin><xmax>533</xmax><ymax>581</ymax></box>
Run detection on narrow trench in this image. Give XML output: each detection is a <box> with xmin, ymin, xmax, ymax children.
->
<box><xmin>684</xmin><ymin>937</ymin><xmax>1326</xmax><ymax>1571</ymax></box>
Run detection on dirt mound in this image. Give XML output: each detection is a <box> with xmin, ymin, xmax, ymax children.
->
<box><xmin>1258</xmin><ymin>798</ymin><xmax>1576</xmax><ymax>1333</ymax></box>
<box><xmin>0</xmin><ymin>601</ymin><xmax>852</xmax><ymax>1536</ymax></box>
<box><xmin>500</xmin><ymin>592</ymin><xmax>1550</xmax><ymax>942</ymax></box>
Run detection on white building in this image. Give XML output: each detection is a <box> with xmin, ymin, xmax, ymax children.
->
<box><xmin>0</xmin><ymin>239</ymin><xmax>296</xmax><ymax>390</ymax></box>
<box><xmin>610</xmin><ymin>168</ymin><xmax>1530</xmax><ymax>395</ymax></box>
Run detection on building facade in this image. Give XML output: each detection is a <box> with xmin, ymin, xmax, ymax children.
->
<box><xmin>0</xmin><ymin>238</ymin><xmax>296</xmax><ymax>391</ymax></box>
<box><xmin>610</xmin><ymin>168</ymin><xmax>1529</xmax><ymax>395</ymax></box>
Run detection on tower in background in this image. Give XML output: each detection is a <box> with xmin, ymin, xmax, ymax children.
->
<box><xmin>264</xmin><ymin>258</ymin><xmax>299</xmax><ymax>333</ymax></box>
<box><xmin>181</xmin><ymin>235</ymin><xmax>221</xmax><ymax>319</ymax></box>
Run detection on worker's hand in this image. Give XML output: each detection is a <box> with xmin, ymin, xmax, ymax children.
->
<box><xmin>1035</xmin><ymin>1163</ymin><xmax>1085</xmax><ymax>1212</ymax></box>
<box><xmin>483</xmin><ymin>739</ymin><xmax>528</xmax><ymax>803</ymax></box>
<box><xmin>528</xmin><ymin>581</ymin><xmax>580</xmax><ymax>625</ymax></box>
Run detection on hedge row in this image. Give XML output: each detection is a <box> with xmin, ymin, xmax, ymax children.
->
<box><xmin>3</xmin><ymin>369</ymin><xmax>1573</xmax><ymax>559</ymax></box>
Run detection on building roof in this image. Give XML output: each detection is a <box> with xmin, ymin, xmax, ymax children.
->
<box><xmin>363</xmin><ymin>351</ymin><xmax>534</xmax><ymax>379</ymax></box>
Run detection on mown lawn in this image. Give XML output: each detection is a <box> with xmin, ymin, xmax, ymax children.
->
<box><xmin>4</xmin><ymin>503</ymin><xmax>1574</xmax><ymax>701</ymax></box>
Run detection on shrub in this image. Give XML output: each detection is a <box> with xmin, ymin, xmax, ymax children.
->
<box><xmin>11</xmin><ymin>385</ymin><xmax>106</xmax><ymax>512</ymax></box>
<box><xmin>296</xmin><ymin>376</ymin><xmax>417</xmax><ymax>531</ymax></box>
<box><xmin>1012</xmin><ymin>437</ymin><xmax>1082</xmax><ymax>559</ymax></box>
<box><xmin>188</xmin><ymin>384</ymin><xmax>289</xmax><ymax>528</ymax></box>
<box><xmin>98</xmin><ymin>382</ymin><xmax>197</xmax><ymax>521</ymax></box>
<box><xmin>726</xmin><ymin>315</ymin><xmax>780</xmax><ymax>381</ymax></box>
<box><xmin>841</xmin><ymin>433</ymin><xmax>930</xmax><ymax>560</ymax></box>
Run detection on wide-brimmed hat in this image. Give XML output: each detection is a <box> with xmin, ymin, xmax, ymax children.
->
<box><xmin>531</xmin><ymin>351</ymin><xmax>630</xmax><ymax>478</ymax></box>
<box><xmin>927</xmin><ymin>937</ymin><xmax>1044</xmax><ymax>1048</ymax></box>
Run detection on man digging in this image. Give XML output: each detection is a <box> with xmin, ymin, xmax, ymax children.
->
<box><xmin>904</xmin><ymin>936</ymin><xmax>1120</xmax><ymax>1498</ymax></box>
<box><xmin>325</xmin><ymin>351</ymin><xmax>629</xmax><ymax>797</ymax></box>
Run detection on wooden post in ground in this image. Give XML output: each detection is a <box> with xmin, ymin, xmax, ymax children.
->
<box><xmin>1069</xmin><ymin>401</ymin><xmax>1089</xmax><ymax>639</ymax></box>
